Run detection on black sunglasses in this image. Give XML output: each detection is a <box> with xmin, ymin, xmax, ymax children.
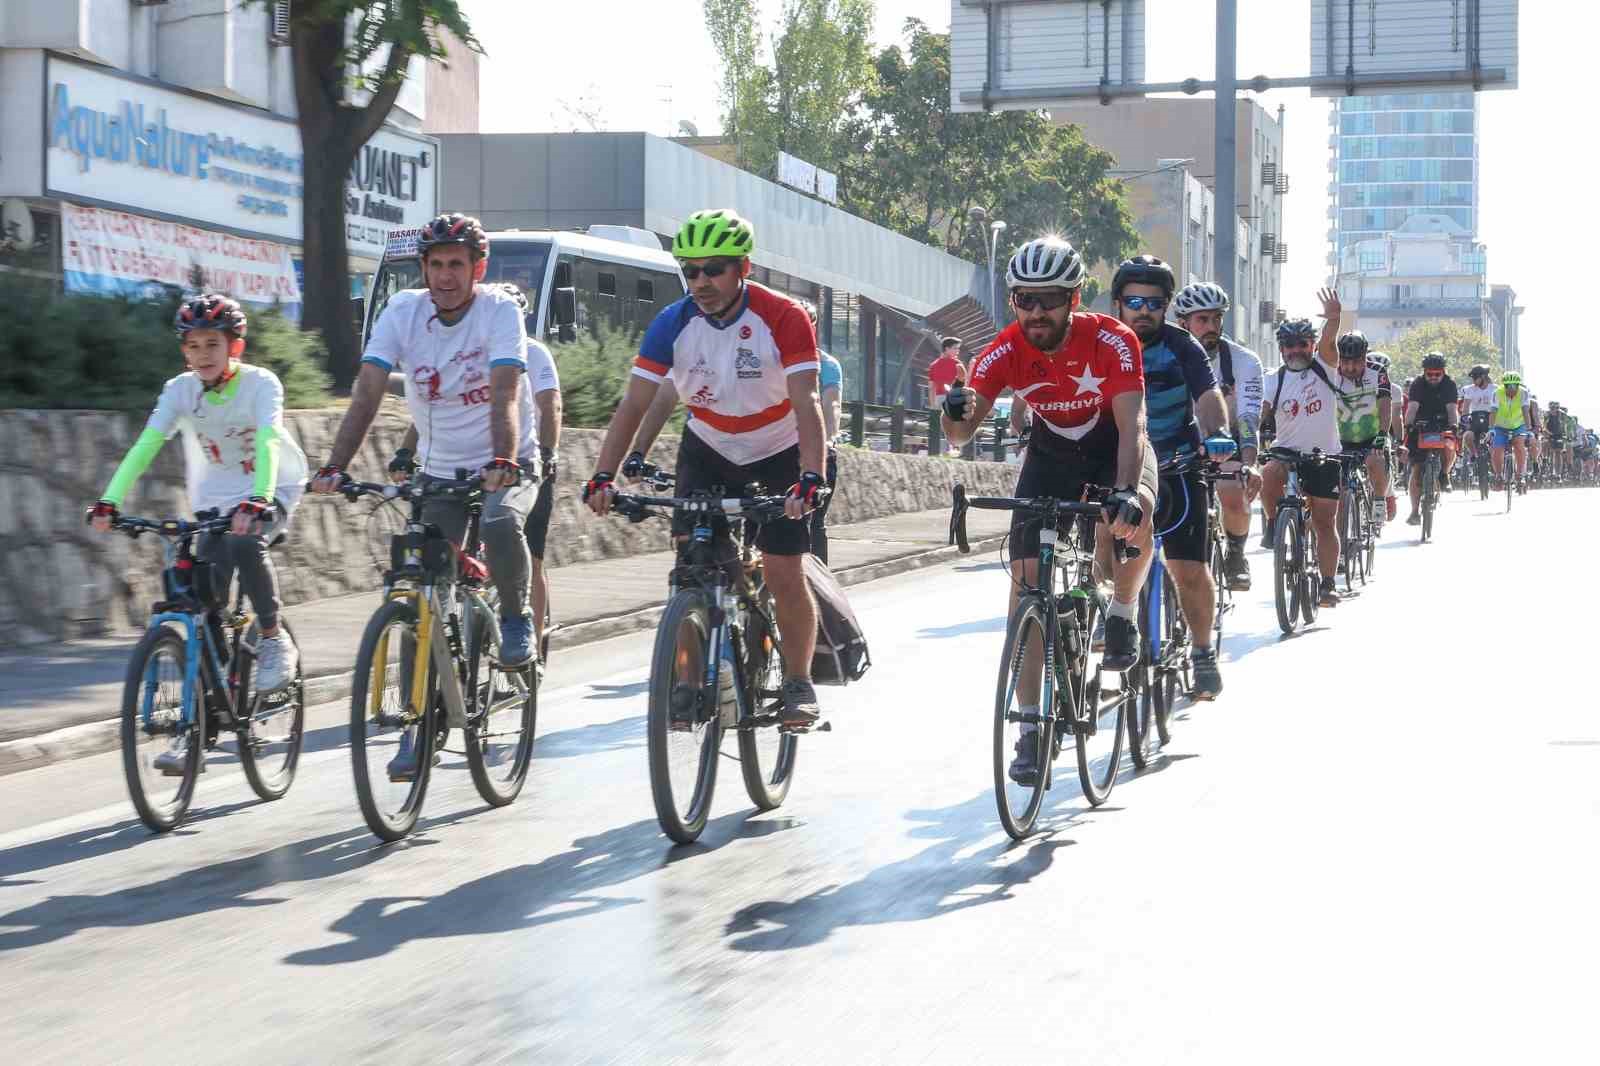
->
<box><xmin>679</xmin><ymin>259</ymin><xmax>739</xmax><ymax>281</ymax></box>
<box><xmin>1012</xmin><ymin>290</ymin><xmax>1075</xmax><ymax>311</ymax></box>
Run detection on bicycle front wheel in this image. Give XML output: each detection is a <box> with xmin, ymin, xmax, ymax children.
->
<box><xmin>350</xmin><ymin>599</ymin><xmax>437</xmax><ymax>842</ymax></box>
<box><xmin>1074</xmin><ymin>596</ymin><xmax>1125</xmax><ymax>806</ymax></box>
<box><xmin>1209</xmin><ymin>528</ymin><xmax>1228</xmax><ymax>650</ymax></box>
<box><xmin>1272</xmin><ymin>508</ymin><xmax>1300</xmax><ymax>635</ymax></box>
<box><xmin>463</xmin><ymin>603</ymin><xmax>537</xmax><ymax>808</ymax></box>
<box><xmin>994</xmin><ymin>597</ymin><xmax>1053</xmax><ymax>838</ymax></box>
<box><xmin>1421</xmin><ymin>458</ymin><xmax>1438</xmax><ymax>542</ymax></box>
<box><xmin>738</xmin><ymin>593</ymin><xmax>798</xmax><ymax>811</ymax></box>
<box><xmin>647</xmin><ymin>589</ymin><xmax>723</xmax><ymax>844</ymax></box>
<box><xmin>235</xmin><ymin>619</ymin><xmax>305</xmax><ymax>802</ymax></box>
<box><xmin>1127</xmin><ymin>588</ymin><xmax>1154</xmax><ymax>770</ymax></box>
<box><xmin>120</xmin><ymin>624</ymin><xmax>200</xmax><ymax>832</ymax></box>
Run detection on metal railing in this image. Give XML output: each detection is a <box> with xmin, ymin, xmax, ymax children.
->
<box><xmin>841</xmin><ymin>401</ymin><xmax>1014</xmax><ymax>461</ymax></box>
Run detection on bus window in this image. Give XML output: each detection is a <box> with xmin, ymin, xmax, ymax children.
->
<box><xmin>636</xmin><ymin>277</ymin><xmax>655</xmax><ymax>303</ymax></box>
<box><xmin>597</xmin><ymin>271</ymin><xmax>617</xmax><ymax>297</ymax></box>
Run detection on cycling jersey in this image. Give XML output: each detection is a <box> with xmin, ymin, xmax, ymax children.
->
<box><xmin>362</xmin><ymin>286</ymin><xmax>533</xmax><ymax>476</ymax></box>
<box><xmin>1459</xmin><ymin>381</ymin><xmax>1497</xmax><ymax>414</ymax></box>
<box><xmin>1265</xmin><ymin>362</ymin><xmax>1342</xmax><ymax>455</ymax></box>
<box><xmin>1140</xmin><ymin>322</ymin><xmax>1216</xmax><ymax>460</ymax></box>
<box><xmin>969</xmin><ymin>314</ymin><xmax>1143</xmax><ymax>452</ymax></box>
<box><xmin>524</xmin><ymin>337</ymin><xmax>560</xmax><ymax>440</ymax></box>
<box><xmin>1208</xmin><ymin>336</ymin><xmax>1264</xmax><ymax>450</ymax></box>
<box><xmin>1335</xmin><ymin>363</ymin><xmax>1392</xmax><ymax>443</ymax></box>
<box><xmin>1492</xmin><ymin>386</ymin><xmax>1528</xmax><ymax>430</ymax></box>
<box><xmin>819</xmin><ymin>351</ymin><xmax>843</xmax><ymax>394</ymax></box>
<box><xmin>634</xmin><ymin>282</ymin><xmax>817</xmax><ymax>465</ymax></box>
<box><xmin>1407</xmin><ymin>375</ymin><xmax>1459</xmax><ymax>425</ymax></box>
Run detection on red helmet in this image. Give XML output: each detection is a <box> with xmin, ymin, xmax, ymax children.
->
<box><xmin>418</xmin><ymin>212</ymin><xmax>489</xmax><ymax>259</ymax></box>
<box><xmin>175</xmin><ymin>294</ymin><xmax>247</xmax><ymax>339</ymax></box>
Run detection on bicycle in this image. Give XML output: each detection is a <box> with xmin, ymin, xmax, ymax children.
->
<box><xmin>950</xmin><ymin>483</ymin><xmax>1138</xmax><ymax>839</ymax></box>
<box><xmin>338</xmin><ymin>472</ymin><xmax>538</xmax><ymax>842</ymax></box>
<box><xmin>1265</xmin><ymin>448</ymin><xmax>1329</xmax><ymax>636</ymax></box>
<box><xmin>1201</xmin><ymin>452</ymin><xmax>1245</xmax><ymax>656</ymax></box>
<box><xmin>610</xmin><ymin>475</ymin><xmax>816</xmax><ymax>845</ymax></box>
<box><xmin>1413</xmin><ymin>427</ymin><xmax>1455</xmax><ymax>543</ymax></box>
<box><xmin>1335</xmin><ymin>446</ymin><xmax>1379</xmax><ymax>593</ymax></box>
<box><xmin>111</xmin><ymin>513</ymin><xmax>305</xmax><ymax>832</ymax></box>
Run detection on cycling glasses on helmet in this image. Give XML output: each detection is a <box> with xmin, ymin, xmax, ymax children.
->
<box><xmin>1119</xmin><ymin>294</ymin><xmax>1168</xmax><ymax>312</ymax></box>
<box><xmin>1011</xmin><ymin>289</ymin><xmax>1075</xmax><ymax>311</ymax></box>
<box><xmin>679</xmin><ymin>258</ymin><xmax>740</xmax><ymax>280</ymax></box>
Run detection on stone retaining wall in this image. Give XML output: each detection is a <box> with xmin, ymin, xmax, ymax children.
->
<box><xmin>0</xmin><ymin>408</ymin><xmax>1017</xmax><ymax>647</ymax></box>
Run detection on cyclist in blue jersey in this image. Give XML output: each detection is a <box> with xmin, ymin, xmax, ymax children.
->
<box><xmin>806</xmin><ymin>299</ymin><xmax>845</xmax><ymax>562</ymax></box>
<box><xmin>1112</xmin><ymin>256</ymin><xmax>1232</xmax><ymax>699</ymax></box>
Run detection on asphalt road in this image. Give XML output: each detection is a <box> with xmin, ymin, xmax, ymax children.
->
<box><xmin>2</xmin><ymin>488</ymin><xmax>1597</xmax><ymax>1065</ymax></box>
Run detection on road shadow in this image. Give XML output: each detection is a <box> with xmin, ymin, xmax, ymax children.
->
<box><xmin>285</xmin><ymin>810</ymin><xmax>795</xmax><ymax>965</ymax></box>
<box><xmin>721</xmin><ymin>792</ymin><xmax>1073</xmax><ymax>952</ymax></box>
<box><xmin>917</xmin><ymin>616</ymin><xmax>1008</xmax><ymax>640</ymax></box>
<box><xmin>585</xmin><ymin>681</ymin><xmax>649</xmax><ymax>701</ymax></box>
<box><xmin>531</xmin><ymin>714</ymin><xmax>645</xmax><ymax>761</ymax></box>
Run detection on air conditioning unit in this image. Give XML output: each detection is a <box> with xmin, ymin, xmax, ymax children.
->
<box><xmin>1261</xmin><ymin>162</ymin><xmax>1277</xmax><ymax>187</ymax></box>
<box><xmin>1275</xmin><ymin>173</ymin><xmax>1289</xmax><ymax>196</ymax></box>
<box><xmin>1258</xmin><ymin>301</ymin><xmax>1276</xmax><ymax>325</ymax></box>
<box><xmin>1260</xmin><ymin>233</ymin><xmax>1277</xmax><ymax>256</ymax></box>
<box><xmin>1275</xmin><ymin>308</ymin><xmax>1288</xmax><ymax>325</ymax></box>
<box><xmin>1273</xmin><ymin>242</ymin><xmax>1288</xmax><ymax>265</ymax></box>
<box><xmin>269</xmin><ymin>0</ymin><xmax>291</xmax><ymax>45</ymax></box>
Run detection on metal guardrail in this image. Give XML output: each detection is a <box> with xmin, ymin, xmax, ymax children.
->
<box><xmin>842</xmin><ymin>401</ymin><xmax>1013</xmax><ymax>461</ymax></box>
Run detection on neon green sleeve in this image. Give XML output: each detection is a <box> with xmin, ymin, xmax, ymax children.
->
<box><xmin>101</xmin><ymin>427</ymin><xmax>167</xmax><ymax>506</ymax></box>
<box><xmin>252</xmin><ymin>424</ymin><xmax>282</xmax><ymax>498</ymax></box>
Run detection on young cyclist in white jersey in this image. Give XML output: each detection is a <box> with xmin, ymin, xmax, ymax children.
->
<box><xmin>1458</xmin><ymin>365</ymin><xmax>1497</xmax><ymax>481</ymax></box>
<box><xmin>88</xmin><ymin>295</ymin><xmax>309</xmax><ymax>770</ymax></box>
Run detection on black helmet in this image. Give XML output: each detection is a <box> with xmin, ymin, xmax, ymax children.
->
<box><xmin>492</xmin><ymin>282</ymin><xmax>529</xmax><ymax>314</ymax></box>
<box><xmin>1276</xmin><ymin>317</ymin><xmax>1316</xmax><ymax>344</ymax></box>
<box><xmin>1469</xmin><ymin>364</ymin><xmax>1491</xmax><ymax>379</ymax></box>
<box><xmin>418</xmin><ymin>212</ymin><xmax>489</xmax><ymax>259</ymax></box>
<box><xmin>1112</xmin><ymin>255</ymin><xmax>1176</xmax><ymax>299</ymax></box>
<box><xmin>1336</xmin><ymin>330</ymin><xmax>1369</xmax><ymax>359</ymax></box>
<box><xmin>1422</xmin><ymin>352</ymin><xmax>1447</xmax><ymax>371</ymax></box>
<box><xmin>175</xmin><ymin>293</ymin><xmax>247</xmax><ymax>339</ymax></box>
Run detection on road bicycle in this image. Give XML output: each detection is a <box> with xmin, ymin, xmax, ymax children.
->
<box><xmin>111</xmin><ymin>513</ymin><xmax>304</xmax><ymax>832</ymax></box>
<box><xmin>1266</xmin><ymin>448</ymin><xmax>1329</xmax><ymax>636</ymax></box>
<box><xmin>339</xmin><ymin>473</ymin><xmax>537</xmax><ymax>842</ymax></box>
<box><xmin>950</xmin><ymin>484</ymin><xmax>1138</xmax><ymax>840</ymax></box>
<box><xmin>1413</xmin><ymin>427</ymin><xmax>1455</xmax><ymax>543</ymax></box>
<box><xmin>610</xmin><ymin>473</ymin><xmax>816</xmax><ymax>845</ymax></box>
<box><xmin>1335</xmin><ymin>446</ymin><xmax>1379</xmax><ymax>592</ymax></box>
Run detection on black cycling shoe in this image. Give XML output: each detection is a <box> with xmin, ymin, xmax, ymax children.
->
<box><xmin>1008</xmin><ymin>732</ymin><xmax>1042</xmax><ymax>786</ymax></box>
<box><xmin>780</xmin><ymin>678</ymin><xmax>821</xmax><ymax>728</ymax></box>
<box><xmin>1438</xmin><ymin>469</ymin><xmax>1452</xmax><ymax>492</ymax></box>
<box><xmin>1191</xmin><ymin>649</ymin><xmax>1222</xmax><ymax>701</ymax></box>
<box><xmin>1101</xmin><ymin>614</ymin><xmax>1141</xmax><ymax>672</ymax></box>
<box><xmin>1319</xmin><ymin>576</ymin><xmax>1341</xmax><ymax>607</ymax></box>
<box><xmin>1223</xmin><ymin>550</ymin><xmax>1252</xmax><ymax>591</ymax></box>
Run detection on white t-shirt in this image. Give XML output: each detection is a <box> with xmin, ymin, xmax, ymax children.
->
<box><xmin>523</xmin><ymin>337</ymin><xmax>560</xmax><ymax>444</ymax></box>
<box><xmin>362</xmin><ymin>287</ymin><xmax>533</xmax><ymax>476</ymax></box>
<box><xmin>1459</xmin><ymin>381</ymin><xmax>1497</xmax><ymax>414</ymax></box>
<box><xmin>146</xmin><ymin>364</ymin><xmax>309</xmax><ymax>514</ymax></box>
<box><xmin>1265</xmin><ymin>363</ymin><xmax>1342</xmax><ymax>455</ymax></box>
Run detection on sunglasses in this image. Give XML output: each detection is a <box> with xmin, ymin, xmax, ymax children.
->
<box><xmin>679</xmin><ymin>259</ymin><xmax>739</xmax><ymax>280</ymax></box>
<box><xmin>1424</xmin><ymin>371</ymin><xmax>1444</xmax><ymax>379</ymax></box>
<box><xmin>1120</xmin><ymin>295</ymin><xmax>1168</xmax><ymax>312</ymax></box>
<box><xmin>1012</xmin><ymin>290</ymin><xmax>1075</xmax><ymax>311</ymax></box>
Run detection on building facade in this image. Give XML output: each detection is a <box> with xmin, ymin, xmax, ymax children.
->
<box><xmin>1487</xmin><ymin>284</ymin><xmax>1524</xmax><ymax>372</ymax></box>
<box><xmin>1055</xmin><ymin>97</ymin><xmax>1288</xmax><ymax>362</ymax></box>
<box><xmin>0</xmin><ymin>0</ymin><xmax>441</xmax><ymax>317</ymax></box>
<box><xmin>1326</xmin><ymin>92</ymin><xmax>1478</xmax><ymax>277</ymax></box>
<box><xmin>1335</xmin><ymin>213</ymin><xmax>1489</xmax><ymax>347</ymax></box>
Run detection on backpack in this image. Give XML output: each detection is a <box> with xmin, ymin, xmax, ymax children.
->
<box><xmin>1270</xmin><ymin>358</ymin><xmax>1341</xmax><ymax>411</ymax></box>
<box><xmin>802</xmin><ymin>554</ymin><xmax>871</xmax><ymax>685</ymax></box>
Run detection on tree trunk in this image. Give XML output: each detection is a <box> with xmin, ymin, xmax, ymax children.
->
<box><xmin>301</xmin><ymin>143</ymin><xmax>360</xmax><ymax>388</ymax></box>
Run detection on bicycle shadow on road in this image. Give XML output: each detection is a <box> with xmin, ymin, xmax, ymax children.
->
<box><xmin>721</xmin><ymin>792</ymin><xmax>1074</xmax><ymax>953</ymax></box>
<box><xmin>916</xmin><ymin>615</ymin><xmax>1008</xmax><ymax>640</ymax></box>
<box><xmin>531</xmin><ymin>713</ymin><xmax>645</xmax><ymax>761</ymax></box>
<box><xmin>282</xmin><ymin>810</ymin><xmax>792</xmax><ymax>966</ymax></box>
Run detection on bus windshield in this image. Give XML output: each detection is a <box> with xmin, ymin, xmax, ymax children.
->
<box><xmin>366</xmin><ymin>238</ymin><xmax>554</xmax><ymax>338</ymax></box>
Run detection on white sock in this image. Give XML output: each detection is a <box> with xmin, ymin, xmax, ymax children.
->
<box><xmin>1107</xmin><ymin>598</ymin><xmax>1137</xmax><ymax>622</ymax></box>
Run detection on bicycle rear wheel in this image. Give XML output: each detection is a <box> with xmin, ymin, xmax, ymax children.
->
<box><xmin>738</xmin><ymin>593</ymin><xmax>798</xmax><ymax>811</ymax></box>
<box><xmin>235</xmin><ymin>619</ymin><xmax>305</xmax><ymax>802</ymax></box>
<box><xmin>120</xmin><ymin>624</ymin><xmax>200</xmax><ymax>832</ymax></box>
<box><xmin>1339</xmin><ymin>481</ymin><xmax>1360</xmax><ymax>593</ymax></box>
<box><xmin>995</xmin><ymin>597</ymin><xmax>1053</xmax><ymax>838</ymax></box>
<box><xmin>1128</xmin><ymin>588</ymin><xmax>1154</xmax><ymax>770</ymax></box>
<box><xmin>1478</xmin><ymin>450</ymin><xmax>1490</xmax><ymax>500</ymax></box>
<box><xmin>463</xmin><ymin>603</ymin><xmax>537</xmax><ymax>808</ymax></box>
<box><xmin>1272</xmin><ymin>508</ymin><xmax>1300</xmax><ymax>635</ymax></box>
<box><xmin>1209</xmin><ymin>528</ymin><xmax>1229</xmax><ymax>650</ymax></box>
<box><xmin>647</xmin><ymin>588</ymin><xmax>723</xmax><ymax>844</ymax></box>
<box><xmin>1154</xmin><ymin>565</ymin><xmax>1184</xmax><ymax>746</ymax></box>
<box><xmin>350</xmin><ymin>599</ymin><xmax>437</xmax><ymax>842</ymax></box>
<box><xmin>1074</xmin><ymin>596</ymin><xmax>1125</xmax><ymax>806</ymax></box>
<box><xmin>1300</xmin><ymin>523</ymin><xmax>1322</xmax><ymax>626</ymax></box>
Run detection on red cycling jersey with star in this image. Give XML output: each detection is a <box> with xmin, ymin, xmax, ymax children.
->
<box><xmin>969</xmin><ymin>313</ymin><xmax>1144</xmax><ymax>447</ymax></box>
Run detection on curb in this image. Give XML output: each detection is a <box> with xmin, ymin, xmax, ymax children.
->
<box><xmin>0</xmin><ymin>534</ymin><xmax>1004</xmax><ymax>777</ymax></box>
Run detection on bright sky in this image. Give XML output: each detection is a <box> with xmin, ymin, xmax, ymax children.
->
<box><xmin>465</xmin><ymin>1</ymin><xmax>1598</xmax><ymax>423</ymax></box>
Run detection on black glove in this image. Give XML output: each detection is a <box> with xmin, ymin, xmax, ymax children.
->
<box><xmin>1103</xmin><ymin>488</ymin><xmax>1144</xmax><ymax>529</ymax></box>
<box><xmin>942</xmin><ymin>386</ymin><xmax>972</xmax><ymax>422</ymax></box>
<box><xmin>583</xmin><ymin>471</ymin><xmax>615</xmax><ymax>503</ymax></box>
<box><xmin>86</xmin><ymin>500</ymin><xmax>119</xmax><ymax>526</ymax></box>
<box><xmin>539</xmin><ymin>445</ymin><xmax>559</xmax><ymax>482</ymax></box>
<box><xmin>788</xmin><ymin>470</ymin><xmax>828</xmax><ymax>509</ymax></box>
<box><xmin>621</xmin><ymin>451</ymin><xmax>646</xmax><ymax>479</ymax></box>
<box><xmin>388</xmin><ymin>447</ymin><xmax>416</xmax><ymax>477</ymax></box>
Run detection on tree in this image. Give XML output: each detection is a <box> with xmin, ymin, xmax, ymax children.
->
<box><xmin>1385</xmin><ymin>320</ymin><xmax>1501</xmax><ymax>383</ymax></box>
<box><xmin>282</xmin><ymin>1</ymin><xmax>479</xmax><ymax>388</ymax></box>
<box><xmin>702</xmin><ymin>0</ymin><xmax>763</xmax><ymax>168</ymax></box>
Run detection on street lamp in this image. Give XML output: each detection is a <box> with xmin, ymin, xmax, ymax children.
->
<box><xmin>968</xmin><ymin>206</ymin><xmax>1008</xmax><ymax>325</ymax></box>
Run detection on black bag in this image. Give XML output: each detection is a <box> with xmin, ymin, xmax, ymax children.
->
<box><xmin>803</xmin><ymin>554</ymin><xmax>871</xmax><ymax>685</ymax></box>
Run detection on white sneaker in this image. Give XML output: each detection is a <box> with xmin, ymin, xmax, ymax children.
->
<box><xmin>255</xmin><ymin>630</ymin><xmax>299</xmax><ymax>693</ymax></box>
<box><xmin>152</xmin><ymin>735</ymin><xmax>203</xmax><ymax>776</ymax></box>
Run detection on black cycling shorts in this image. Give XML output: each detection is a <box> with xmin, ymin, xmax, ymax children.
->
<box><xmin>1268</xmin><ymin>452</ymin><xmax>1340</xmax><ymax>500</ymax></box>
<box><xmin>523</xmin><ymin>475</ymin><xmax>555</xmax><ymax>559</ymax></box>
<box><xmin>1154</xmin><ymin>468</ymin><xmax>1208</xmax><ymax>563</ymax></box>
<box><xmin>1466</xmin><ymin>410</ymin><xmax>1492</xmax><ymax>435</ymax></box>
<box><xmin>1008</xmin><ymin>437</ymin><xmax>1158</xmax><ymax>560</ymax></box>
<box><xmin>672</xmin><ymin>430</ymin><xmax>810</xmax><ymax>556</ymax></box>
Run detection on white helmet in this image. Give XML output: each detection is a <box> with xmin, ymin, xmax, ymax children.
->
<box><xmin>1005</xmin><ymin>237</ymin><xmax>1086</xmax><ymax>291</ymax></box>
<box><xmin>1172</xmin><ymin>282</ymin><xmax>1230</xmax><ymax>317</ymax></box>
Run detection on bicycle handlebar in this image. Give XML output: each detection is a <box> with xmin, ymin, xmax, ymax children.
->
<box><xmin>110</xmin><ymin>514</ymin><xmax>233</xmax><ymax>539</ymax></box>
<box><xmin>948</xmin><ymin>483</ymin><xmax>1138</xmax><ymax>560</ymax></box>
<box><xmin>328</xmin><ymin>472</ymin><xmax>484</xmax><ymax>504</ymax></box>
<box><xmin>609</xmin><ymin>492</ymin><xmax>795</xmax><ymax>525</ymax></box>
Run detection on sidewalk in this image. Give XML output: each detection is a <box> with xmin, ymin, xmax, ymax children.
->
<box><xmin>0</xmin><ymin>506</ymin><xmax>1010</xmax><ymax>769</ymax></box>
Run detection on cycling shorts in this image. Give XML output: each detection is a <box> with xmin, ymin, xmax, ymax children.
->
<box><xmin>523</xmin><ymin>475</ymin><xmax>556</xmax><ymax>559</ymax></box>
<box><xmin>672</xmin><ymin>430</ymin><xmax>809</xmax><ymax>556</ymax></box>
<box><xmin>1489</xmin><ymin>426</ymin><xmax>1533</xmax><ymax>448</ymax></box>
<box><xmin>1153</xmin><ymin>467</ymin><xmax>1209</xmax><ymax>563</ymax></box>
<box><xmin>1267</xmin><ymin>451</ymin><xmax>1340</xmax><ymax>501</ymax></box>
<box><xmin>1465</xmin><ymin>411</ymin><xmax>1492</xmax><ymax>435</ymax></box>
<box><xmin>1008</xmin><ymin>437</ymin><xmax>1158</xmax><ymax>560</ymax></box>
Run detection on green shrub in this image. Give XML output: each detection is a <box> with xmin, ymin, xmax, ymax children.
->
<box><xmin>0</xmin><ymin>275</ymin><xmax>331</xmax><ymax>409</ymax></box>
<box><xmin>551</xmin><ymin>323</ymin><xmax>685</xmax><ymax>429</ymax></box>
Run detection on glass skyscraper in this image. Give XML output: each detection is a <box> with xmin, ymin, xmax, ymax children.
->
<box><xmin>1327</xmin><ymin>92</ymin><xmax>1479</xmax><ymax>272</ymax></box>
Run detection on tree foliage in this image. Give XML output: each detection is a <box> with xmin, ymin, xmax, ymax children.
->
<box><xmin>1385</xmin><ymin>320</ymin><xmax>1501</xmax><ymax>384</ymax></box>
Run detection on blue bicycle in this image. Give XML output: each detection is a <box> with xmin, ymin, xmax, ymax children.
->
<box><xmin>113</xmin><ymin>513</ymin><xmax>304</xmax><ymax>831</ymax></box>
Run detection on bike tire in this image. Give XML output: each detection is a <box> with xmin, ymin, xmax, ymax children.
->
<box><xmin>1074</xmin><ymin>596</ymin><xmax>1125</xmax><ymax>807</ymax></box>
<box><xmin>1209</xmin><ymin>529</ymin><xmax>1228</xmax><ymax>651</ymax></box>
<box><xmin>1155</xmin><ymin>566</ymin><xmax>1183</xmax><ymax>746</ymax></box>
<box><xmin>738</xmin><ymin>591</ymin><xmax>798</xmax><ymax>811</ymax></box>
<box><xmin>120</xmin><ymin>624</ymin><xmax>200</xmax><ymax>832</ymax></box>
<box><xmin>1272</xmin><ymin>508</ymin><xmax>1300</xmax><ymax>635</ymax></box>
<box><xmin>235</xmin><ymin>618</ymin><xmax>305</xmax><ymax>802</ymax></box>
<box><xmin>463</xmin><ymin>607</ymin><xmax>537</xmax><ymax>808</ymax></box>
<box><xmin>1421</xmin><ymin>457</ymin><xmax>1437</xmax><ymax>542</ymax></box>
<box><xmin>1363</xmin><ymin>483</ymin><xmax>1378</xmax><ymax>580</ymax></box>
<box><xmin>1300</xmin><ymin>522</ymin><xmax>1321</xmax><ymax>626</ymax></box>
<box><xmin>647</xmin><ymin>589</ymin><xmax>723</xmax><ymax>844</ymax></box>
<box><xmin>1478</xmin><ymin>450</ymin><xmax>1490</xmax><ymax>500</ymax></box>
<box><xmin>1128</xmin><ymin>588</ymin><xmax>1154</xmax><ymax>770</ymax></box>
<box><xmin>350</xmin><ymin>599</ymin><xmax>437</xmax><ymax>842</ymax></box>
<box><xmin>995</xmin><ymin>598</ymin><xmax>1053</xmax><ymax>838</ymax></box>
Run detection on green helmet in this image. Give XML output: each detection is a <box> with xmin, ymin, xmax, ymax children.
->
<box><xmin>673</xmin><ymin>209</ymin><xmax>755</xmax><ymax>259</ymax></box>
<box><xmin>1502</xmin><ymin>371</ymin><xmax>1522</xmax><ymax>386</ymax></box>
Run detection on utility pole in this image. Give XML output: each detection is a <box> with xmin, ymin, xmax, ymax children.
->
<box><xmin>1214</xmin><ymin>0</ymin><xmax>1237</xmax><ymax>339</ymax></box>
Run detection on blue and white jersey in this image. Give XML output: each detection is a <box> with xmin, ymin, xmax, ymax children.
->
<box><xmin>1141</xmin><ymin>322</ymin><xmax>1217</xmax><ymax>460</ymax></box>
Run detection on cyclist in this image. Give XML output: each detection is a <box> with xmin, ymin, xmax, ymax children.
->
<box><xmin>583</xmin><ymin>209</ymin><xmax>829</xmax><ymax>728</ymax></box>
<box><xmin>1332</xmin><ymin>330</ymin><xmax>1393</xmax><ymax>527</ymax></box>
<box><xmin>1580</xmin><ymin>425</ymin><xmax>1600</xmax><ymax>482</ymax></box>
<box><xmin>1526</xmin><ymin>389</ymin><xmax>1543</xmax><ymax>476</ymax></box>
<box><xmin>1390</xmin><ymin>372</ymin><xmax>1411</xmax><ymax>480</ymax></box>
<box><xmin>1545</xmin><ymin>401</ymin><xmax>1569</xmax><ymax>480</ymax></box>
<box><xmin>87</xmin><ymin>294</ymin><xmax>309</xmax><ymax>770</ymax></box>
<box><xmin>1564</xmin><ymin>408</ymin><xmax>1582</xmax><ymax>480</ymax></box>
<box><xmin>1458</xmin><ymin>364</ymin><xmax>1497</xmax><ymax>485</ymax></box>
<box><xmin>1112</xmin><ymin>258</ymin><xmax>1230</xmax><ymax>699</ymax></box>
<box><xmin>1403</xmin><ymin>353</ymin><xmax>1460</xmax><ymax>523</ymax></box>
<box><xmin>1172</xmin><ymin>281</ymin><xmax>1264</xmax><ymax>592</ymax></box>
<box><xmin>944</xmin><ymin>236</ymin><xmax>1158</xmax><ymax>783</ymax></box>
<box><xmin>1257</xmin><ymin>288</ymin><xmax>1345</xmax><ymax>608</ymax></box>
<box><xmin>1489</xmin><ymin>371</ymin><xmax>1534</xmax><ymax>489</ymax></box>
